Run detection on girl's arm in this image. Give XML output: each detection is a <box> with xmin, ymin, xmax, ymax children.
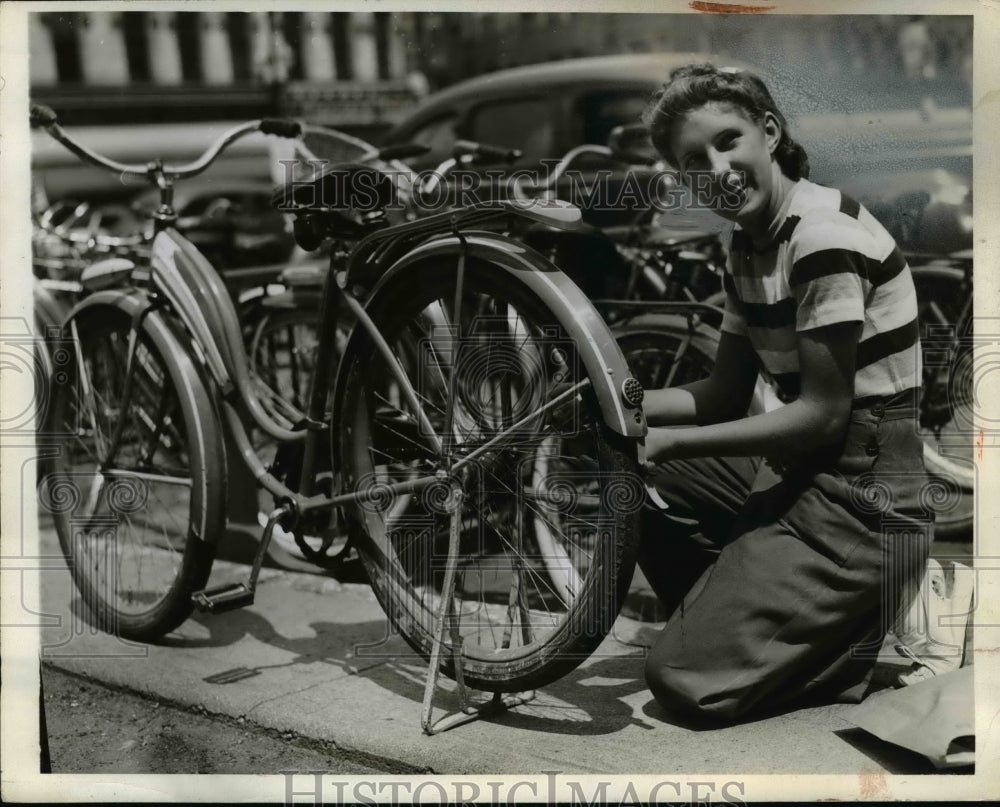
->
<box><xmin>642</xmin><ymin>329</ymin><xmax>760</xmax><ymax>427</ymax></box>
<box><xmin>645</xmin><ymin>320</ymin><xmax>862</xmax><ymax>463</ymax></box>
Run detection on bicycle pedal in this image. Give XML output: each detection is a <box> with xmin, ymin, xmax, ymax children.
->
<box><xmin>191</xmin><ymin>583</ymin><xmax>255</xmax><ymax>614</ymax></box>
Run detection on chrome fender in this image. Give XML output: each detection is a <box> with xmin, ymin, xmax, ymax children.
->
<box><xmin>333</xmin><ymin>231</ymin><xmax>646</xmax><ymax>443</ymax></box>
<box><xmin>60</xmin><ymin>288</ymin><xmax>225</xmax><ymax>544</ymax></box>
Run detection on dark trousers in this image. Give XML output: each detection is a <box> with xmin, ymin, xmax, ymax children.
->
<box><xmin>640</xmin><ymin>390</ymin><xmax>933</xmax><ymax>722</ymax></box>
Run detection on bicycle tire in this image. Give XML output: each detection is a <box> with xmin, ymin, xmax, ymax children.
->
<box><xmin>248</xmin><ymin>305</ymin><xmax>323</xmax><ymax>421</ymax></box>
<box><xmin>336</xmin><ymin>259</ymin><xmax>641</xmax><ymax>692</ymax></box>
<box><xmin>613</xmin><ymin>317</ymin><xmax>720</xmax><ymax>391</ymax></box>
<box><xmin>247</xmin><ymin>303</ymin><xmax>352</xmax><ymax>571</ymax></box>
<box><xmin>530</xmin><ymin>315</ymin><xmax>720</xmax><ymax>611</ymax></box>
<box><xmin>910</xmin><ymin>263</ymin><xmax>973</xmax><ymax>540</ymax></box>
<box><xmin>33</xmin><ymin>310</ymin><xmax>56</xmax><ymax>428</ymax></box>
<box><xmin>42</xmin><ymin>302</ymin><xmax>225</xmax><ymax>641</ymax></box>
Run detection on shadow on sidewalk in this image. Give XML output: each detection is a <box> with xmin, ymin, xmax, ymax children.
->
<box><xmin>146</xmin><ymin>604</ymin><xmax>659</xmax><ymax>737</ymax></box>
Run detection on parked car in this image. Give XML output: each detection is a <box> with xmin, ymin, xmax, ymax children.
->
<box><xmin>837</xmin><ymin>167</ymin><xmax>972</xmax><ymax>258</ymax></box>
<box><xmin>382</xmin><ymin>54</ymin><xmax>971</xmax><ymax>249</ymax></box>
<box><xmin>380</xmin><ymin>53</ymin><xmax>737</xmax><ymax>230</ymax></box>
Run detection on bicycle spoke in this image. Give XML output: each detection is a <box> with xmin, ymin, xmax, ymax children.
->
<box><xmin>442</xmin><ymin>251</ymin><xmax>467</xmax><ymax>458</ymax></box>
<box><xmin>480</xmin><ymin>500</ymin><xmax>573</xmax><ymax>610</ymax></box>
<box><xmin>341</xmin><ymin>259</ymin><xmax>640</xmax><ymax>688</ymax></box>
<box><xmin>345</xmin><ymin>290</ymin><xmax>444</xmax><ymax>455</ymax></box>
<box><xmin>451</xmin><ymin>382</ymin><xmax>589</xmax><ymax>472</ymax></box>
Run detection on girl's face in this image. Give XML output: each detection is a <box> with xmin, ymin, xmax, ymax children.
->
<box><xmin>667</xmin><ymin>102</ymin><xmax>783</xmax><ymax>230</ymax></box>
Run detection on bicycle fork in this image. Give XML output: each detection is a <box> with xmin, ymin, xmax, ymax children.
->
<box><xmin>68</xmin><ymin>301</ymin><xmax>162</xmax><ymax>509</ymax></box>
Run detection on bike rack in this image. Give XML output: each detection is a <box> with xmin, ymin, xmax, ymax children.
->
<box><xmin>419</xmin><ymin>486</ymin><xmax>535</xmax><ymax>735</ymax></box>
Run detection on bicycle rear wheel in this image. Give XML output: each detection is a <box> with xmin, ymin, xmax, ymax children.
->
<box><xmin>911</xmin><ymin>264</ymin><xmax>973</xmax><ymax>539</ymax></box>
<box><xmin>336</xmin><ymin>260</ymin><xmax>641</xmax><ymax>692</ymax></box>
<box><xmin>249</xmin><ymin>306</ymin><xmax>323</xmax><ymax>419</ymax></box>
<box><xmin>42</xmin><ymin>303</ymin><xmax>225</xmax><ymax>641</ymax></box>
<box><xmin>614</xmin><ymin>318</ymin><xmax>719</xmax><ymax>390</ymax></box>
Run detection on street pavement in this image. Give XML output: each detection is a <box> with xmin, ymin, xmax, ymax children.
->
<box><xmin>35</xmin><ymin>518</ymin><xmax>969</xmax><ymax>777</ymax></box>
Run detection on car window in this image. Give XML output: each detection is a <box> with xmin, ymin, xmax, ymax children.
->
<box><xmin>468</xmin><ymin>98</ymin><xmax>555</xmax><ymax>164</ymax></box>
<box><xmin>408</xmin><ymin>114</ymin><xmax>459</xmax><ymax>167</ymax></box>
<box><xmin>576</xmin><ymin>90</ymin><xmax>653</xmax><ymax>148</ymax></box>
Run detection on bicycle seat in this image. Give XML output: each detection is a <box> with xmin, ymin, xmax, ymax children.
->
<box><xmin>271</xmin><ymin>162</ymin><xmax>399</xmax><ymax>216</ymax></box>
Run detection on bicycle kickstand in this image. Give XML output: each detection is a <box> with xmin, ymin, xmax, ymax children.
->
<box><xmin>419</xmin><ymin>487</ymin><xmax>534</xmax><ymax>735</ymax></box>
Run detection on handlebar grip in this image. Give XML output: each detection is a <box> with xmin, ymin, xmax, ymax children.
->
<box><xmin>260</xmin><ymin>118</ymin><xmax>302</xmax><ymax>139</ymax></box>
<box><xmin>31</xmin><ymin>103</ymin><xmax>58</xmax><ymax>129</ymax></box>
<box><xmin>454</xmin><ymin>140</ymin><xmax>523</xmax><ymax>165</ymax></box>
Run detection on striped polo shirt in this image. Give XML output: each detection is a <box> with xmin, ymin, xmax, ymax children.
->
<box><xmin>720</xmin><ymin>179</ymin><xmax>921</xmax><ymax>404</ymax></box>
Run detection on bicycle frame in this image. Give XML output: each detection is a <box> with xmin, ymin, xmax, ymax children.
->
<box><xmin>67</xmin><ymin>194</ymin><xmax>645</xmax><ymax>551</ymax></box>
<box><xmin>39</xmin><ymin>107</ymin><xmax>657</xmax><ymax>732</ymax></box>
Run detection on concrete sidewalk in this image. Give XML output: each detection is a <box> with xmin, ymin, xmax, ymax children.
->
<box><xmin>36</xmin><ymin>523</ymin><xmax>954</xmax><ymax>776</ymax></box>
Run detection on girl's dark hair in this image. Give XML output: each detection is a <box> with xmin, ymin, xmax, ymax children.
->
<box><xmin>642</xmin><ymin>63</ymin><xmax>810</xmax><ymax>180</ymax></box>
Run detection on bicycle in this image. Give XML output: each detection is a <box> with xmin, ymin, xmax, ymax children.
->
<box><xmin>31</xmin><ymin>129</ymin><xmax>376</xmax><ymax>569</ymax></box>
<box><xmin>33</xmin><ymin>104</ymin><xmax>650</xmax><ymax>731</ymax></box>
<box><xmin>909</xmin><ymin>253</ymin><xmax>974</xmax><ymax>539</ymax></box>
<box><xmin>251</xmin><ymin>133</ymin><xmax>725</xmax><ymax>574</ymax></box>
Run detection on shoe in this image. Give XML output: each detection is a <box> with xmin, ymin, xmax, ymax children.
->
<box><xmin>893</xmin><ymin>558</ymin><xmax>974</xmax><ymax>686</ymax></box>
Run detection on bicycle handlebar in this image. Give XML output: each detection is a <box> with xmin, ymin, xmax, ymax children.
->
<box><xmin>415</xmin><ymin>140</ymin><xmax>524</xmax><ymax>198</ymax></box>
<box><xmin>453</xmin><ymin>140</ymin><xmax>523</xmax><ymax>165</ymax></box>
<box><xmin>31</xmin><ymin>103</ymin><xmax>302</xmax><ymax>182</ymax></box>
<box><xmin>259</xmin><ymin>118</ymin><xmax>302</xmax><ymax>139</ymax></box>
<box><xmin>511</xmin><ymin>144</ymin><xmax>615</xmax><ymax>202</ymax></box>
<box><xmin>511</xmin><ymin>142</ymin><xmax>676</xmax><ymax>206</ymax></box>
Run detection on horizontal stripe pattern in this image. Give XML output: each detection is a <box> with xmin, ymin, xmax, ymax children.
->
<box><xmin>839</xmin><ymin>194</ymin><xmax>861</xmax><ymax>219</ymax></box>
<box><xmin>790</xmin><ymin>245</ymin><xmax>908</xmax><ymax>288</ymax></box>
<box><xmin>742</xmin><ymin>297</ymin><xmax>797</xmax><ymax>329</ymax></box>
<box><xmin>855</xmin><ymin>355</ymin><xmax>920</xmax><ymax>398</ymax></box>
<box><xmin>856</xmin><ymin>317</ymin><xmax>920</xmax><ymax>370</ymax></box>
<box><xmin>769</xmin><ymin>215</ymin><xmax>801</xmax><ymax>250</ymax></box>
<box><xmin>722</xmin><ymin>180</ymin><xmax>922</xmax><ymax>404</ymax></box>
<box><xmin>794</xmin><ymin>272</ymin><xmax>865</xmax><ymax>331</ymax></box>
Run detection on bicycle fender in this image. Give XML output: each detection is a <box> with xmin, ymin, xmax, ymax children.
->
<box><xmin>64</xmin><ymin>288</ymin><xmax>192</xmax><ymax>364</ymax></box>
<box><xmin>33</xmin><ymin>282</ymin><xmax>73</xmax><ymax>332</ymax></box>
<box><xmin>64</xmin><ymin>286</ymin><xmax>153</xmax><ymax>325</ymax></box>
<box><xmin>341</xmin><ymin>232</ymin><xmax>646</xmax><ymax>439</ymax></box>
<box><xmin>61</xmin><ymin>289</ymin><xmax>226</xmax><ymax>545</ymax></box>
<box><xmin>148</xmin><ymin>231</ymin><xmax>310</xmax><ymax>445</ymax></box>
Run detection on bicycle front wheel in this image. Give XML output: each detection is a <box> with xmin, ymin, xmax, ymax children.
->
<box><xmin>336</xmin><ymin>260</ymin><xmax>641</xmax><ymax>692</ymax></box>
<box><xmin>42</xmin><ymin>303</ymin><xmax>225</xmax><ymax>641</ymax></box>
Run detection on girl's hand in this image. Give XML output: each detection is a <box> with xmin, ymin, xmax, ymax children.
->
<box><xmin>644</xmin><ymin>427</ymin><xmax>681</xmax><ymax>469</ymax></box>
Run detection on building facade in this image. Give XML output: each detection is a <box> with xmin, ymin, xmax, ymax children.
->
<box><xmin>30</xmin><ymin>12</ymin><xmax>971</xmax><ymax>126</ymax></box>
